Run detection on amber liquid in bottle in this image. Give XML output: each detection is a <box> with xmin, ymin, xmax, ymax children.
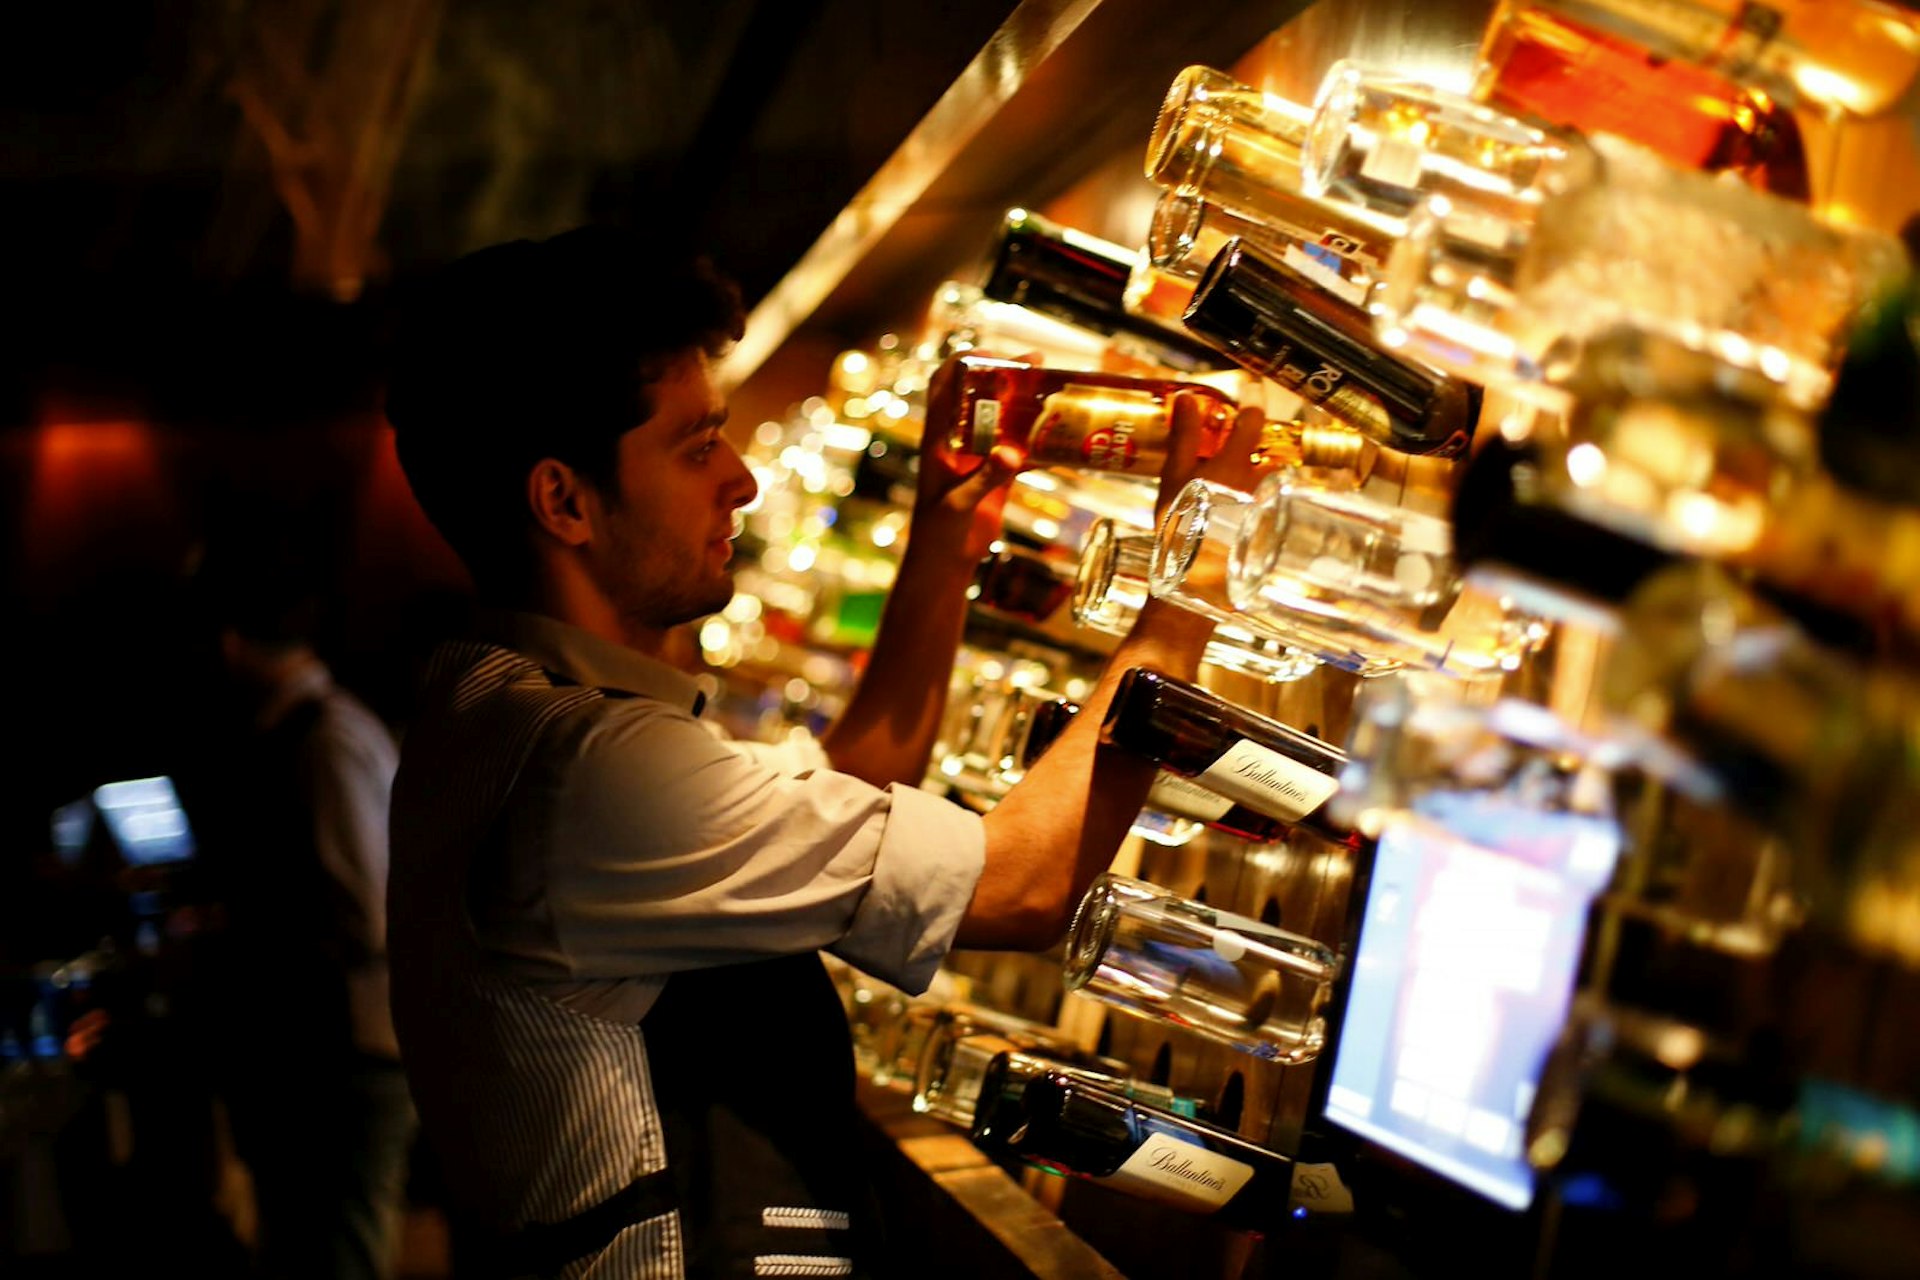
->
<box><xmin>951</xmin><ymin>356</ymin><xmax>1235</xmax><ymax>476</ymax></box>
<box><xmin>1184</xmin><ymin>240</ymin><xmax>1478</xmax><ymax>457</ymax></box>
<box><xmin>1022</xmin><ymin>696</ymin><xmax>1304</xmax><ymax>845</ymax></box>
<box><xmin>1475</xmin><ymin>4</ymin><xmax>1811</xmax><ymax>199</ymax></box>
<box><xmin>1099</xmin><ymin>669</ymin><xmax>1356</xmax><ymax>847</ymax></box>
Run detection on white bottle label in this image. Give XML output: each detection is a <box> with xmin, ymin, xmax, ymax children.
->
<box><xmin>1102</xmin><ymin>1133</ymin><xmax>1254</xmax><ymax>1212</ymax></box>
<box><xmin>1146</xmin><ymin>772</ymin><xmax>1234</xmax><ymax>822</ymax></box>
<box><xmin>1282</xmin><ymin>244</ymin><xmax>1370</xmax><ymax>308</ymax></box>
<box><xmin>1288</xmin><ymin>1161</ymin><xmax>1355</xmax><ymax>1214</ymax></box>
<box><xmin>1196</xmin><ymin>738</ymin><xmax>1339</xmax><ymax>822</ymax></box>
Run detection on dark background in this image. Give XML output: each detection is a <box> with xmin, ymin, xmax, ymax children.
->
<box><xmin>0</xmin><ymin>0</ymin><xmax>1021</xmax><ymax>879</ymax></box>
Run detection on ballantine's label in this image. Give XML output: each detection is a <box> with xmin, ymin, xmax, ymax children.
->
<box><xmin>1025</xmin><ymin>385</ymin><xmax>1169</xmax><ymax>473</ymax></box>
<box><xmin>1146</xmin><ymin>772</ymin><xmax>1235</xmax><ymax>823</ymax></box>
<box><xmin>1103</xmin><ymin>1132</ymin><xmax>1254</xmax><ymax>1212</ymax></box>
<box><xmin>1196</xmin><ymin>738</ymin><xmax>1339</xmax><ymax>822</ymax></box>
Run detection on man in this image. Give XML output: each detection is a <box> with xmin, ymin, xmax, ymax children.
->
<box><xmin>382</xmin><ymin>225</ymin><xmax>1264</xmax><ymax>1278</ymax></box>
<box><xmin>187</xmin><ymin>544</ymin><xmax>415</xmax><ymax>1280</ymax></box>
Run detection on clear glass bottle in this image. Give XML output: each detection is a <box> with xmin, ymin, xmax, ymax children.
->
<box><xmin>1471</xmin><ymin>0</ymin><xmax>1814</xmax><ymax>198</ymax></box>
<box><xmin>910</xmin><ymin>1005</ymin><xmax>1093</xmax><ymax>1128</ymax></box>
<box><xmin>1072</xmin><ymin>518</ymin><xmax>1322</xmax><ymax>683</ymax></box>
<box><xmin>919</xmin><ymin>1035</ymin><xmax>1191</xmax><ymax>1132</ymax></box>
<box><xmin>972</xmin><ymin>1068</ymin><xmax>1297</xmax><ymax>1229</ymax></box>
<box><xmin>1373</xmin><ymin>133</ymin><xmax>1908</xmax><ymax>407</ymax></box>
<box><xmin>1491</xmin><ymin>0</ymin><xmax>1920</xmax><ymax>120</ymax></box>
<box><xmin>1128</xmin><ymin>184</ymin><xmax>1377</xmax><ymax>324</ymax></box>
<box><xmin>1099</xmin><ymin>669</ymin><xmax>1354</xmax><ymax>849</ymax></box>
<box><xmin>1149</xmin><ymin>479</ymin><xmax>1399</xmax><ymax>677</ymax></box>
<box><xmin>1227</xmin><ymin>472</ymin><xmax>1542</xmax><ymax>679</ymax></box>
<box><xmin>984</xmin><ymin>207</ymin><xmax>1229</xmax><ymax>372</ymax></box>
<box><xmin>1063</xmin><ymin>872</ymin><xmax>1340</xmax><ymax>1062</ymax></box>
<box><xmin>1145</xmin><ymin>65</ymin><xmax>1400</xmax><ymax>267</ymax></box>
<box><xmin>949</xmin><ymin>355</ymin><xmax>1235</xmax><ymax>476</ymax></box>
<box><xmin>1185</xmin><ymin>239</ymin><xmax>1481</xmax><ymax>456</ymax></box>
<box><xmin>1305</xmin><ymin>59</ymin><xmax>1581</xmax><ymax>228</ymax></box>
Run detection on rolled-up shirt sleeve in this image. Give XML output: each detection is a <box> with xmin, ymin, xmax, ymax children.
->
<box><xmin>507</xmin><ymin>698</ymin><xmax>985</xmax><ymax>996</ymax></box>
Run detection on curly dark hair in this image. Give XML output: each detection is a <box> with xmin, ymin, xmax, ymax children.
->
<box><xmin>383</xmin><ymin>224</ymin><xmax>745</xmax><ymax>590</ymax></box>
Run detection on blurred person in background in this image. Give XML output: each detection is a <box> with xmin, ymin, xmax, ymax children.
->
<box><xmin>181</xmin><ymin>533</ymin><xmax>415</xmax><ymax>1280</ymax></box>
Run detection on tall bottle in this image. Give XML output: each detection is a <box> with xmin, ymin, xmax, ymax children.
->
<box><xmin>1100</xmin><ymin>667</ymin><xmax>1354</xmax><ymax>848</ymax></box>
<box><xmin>925</xmin><ymin>279</ymin><xmax>1113</xmax><ymax>369</ymax></box>
<box><xmin>1072</xmin><ymin>518</ymin><xmax>1322</xmax><ymax>683</ymax></box>
<box><xmin>1185</xmin><ymin>238</ymin><xmax>1480</xmax><ymax>456</ymax></box>
<box><xmin>948</xmin><ymin>355</ymin><xmax>1235</xmax><ymax>476</ymax></box>
<box><xmin>1372</xmin><ymin>132</ymin><xmax>1908</xmax><ymax>407</ymax></box>
<box><xmin>1487</xmin><ymin>0</ymin><xmax>1920</xmax><ymax>121</ymax></box>
<box><xmin>1471</xmin><ymin>0</ymin><xmax>1813</xmax><ymax>198</ymax></box>
<box><xmin>1227</xmin><ymin>471</ymin><xmax>1543</xmax><ymax>679</ymax></box>
<box><xmin>983</xmin><ymin>207</ymin><xmax>1230</xmax><ymax>372</ymax></box>
<box><xmin>922</xmin><ymin>1037</ymin><xmax>1196</xmax><ymax>1132</ymax></box>
<box><xmin>1019</xmin><ymin>694</ymin><xmax>1308</xmax><ymax>847</ymax></box>
<box><xmin>1130</xmin><ymin>181</ymin><xmax>1375</xmax><ymax>324</ymax></box>
<box><xmin>1145</xmin><ymin>66</ymin><xmax>1398</xmax><ymax>274</ymax></box>
<box><xmin>974</xmin><ymin>1068</ymin><xmax>1297</xmax><ymax>1230</ymax></box>
<box><xmin>1064</xmin><ymin>873</ymin><xmax>1340</xmax><ymax>1062</ymax></box>
<box><xmin>1147</xmin><ymin>480</ymin><xmax>1403</xmax><ymax>677</ymax></box>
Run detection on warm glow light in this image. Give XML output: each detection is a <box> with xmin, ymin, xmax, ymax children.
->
<box><xmin>1565</xmin><ymin>443</ymin><xmax>1608</xmax><ymax>488</ymax></box>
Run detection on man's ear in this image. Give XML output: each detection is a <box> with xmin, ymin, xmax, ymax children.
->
<box><xmin>527</xmin><ymin>458</ymin><xmax>595</xmax><ymax>547</ymax></box>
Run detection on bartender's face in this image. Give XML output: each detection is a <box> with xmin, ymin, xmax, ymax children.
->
<box><xmin>586</xmin><ymin>348</ymin><xmax>758</xmax><ymax>635</ymax></box>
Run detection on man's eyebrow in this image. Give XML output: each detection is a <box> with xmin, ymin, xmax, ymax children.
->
<box><xmin>674</xmin><ymin>407</ymin><xmax>730</xmax><ymax>439</ymax></box>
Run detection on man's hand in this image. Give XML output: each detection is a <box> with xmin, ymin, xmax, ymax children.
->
<box><xmin>1157</xmin><ymin>391</ymin><xmax>1273</xmax><ymax>528</ymax></box>
<box><xmin>909</xmin><ymin>356</ymin><xmax>1026</xmax><ymax>567</ymax></box>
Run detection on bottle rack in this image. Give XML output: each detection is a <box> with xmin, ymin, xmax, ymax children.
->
<box><xmin>720</xmin><ymin>0</ymin><xmax>1920</xmax><ymax>1275</ymax></box>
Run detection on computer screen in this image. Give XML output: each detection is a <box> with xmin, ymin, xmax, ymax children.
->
<box><xmin>91</xmin><ymin>776</ymin><xmax>198</xmax><ymax>867</ymax></box>
<box><xmin>1321</xmin><ymin>792</ymin><xmax>1620</xmax><ymax>1210</ymax></box>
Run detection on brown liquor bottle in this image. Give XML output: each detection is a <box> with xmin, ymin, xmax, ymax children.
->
<box><xmin>949</xmin><ymin>355</ymin><xmax>1235</xmax><ymax>477</ymax></box>
<box><xmin>1184</xmin><ymin>240</ymin><xmax>1479</xmax><ymax>457</ymax></box>
<box><xmin>1099</xmin><ymin>668</ymin><xmax>1357</xmax><ymax>848</ymax></box>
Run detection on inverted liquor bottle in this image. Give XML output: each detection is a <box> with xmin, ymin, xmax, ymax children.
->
<box><xmin>1072</xmin><ymin>518</ymin><xmax>1321</xmax><ymax>683</ymax></box>
<box><xmin>1472</xmin><ymin>0</ymin><xmax>1813</xmax><ymax>198</ymax></box>
<box><xmin>1496</xmin><ymin>0</ymin><xmax>1920</xmax><ymax>120</ymax></box>
<box><xmin>1130</xmin><ymin>183</ymin><xmax>1376</xmax><ymax>325</ymax></box>
<box><xmin>948</xmin><ymin>355</ymin><xmax>1235</xmax><ymax>477</ymax></box>
<box><xmin>1063</xmin><ymin>872</ymin><xmax>1339</xmax><ymax>1062</ymax></box>
<box><xmin>909</xmin><ymin>1005</ymin><xmax>1106</xmax><ymax>1128</ymax></box>
<box><xmin>1304</xmin><ymin>59</ymin><xmax>1580</xmax><ymax>229</ymax></box>
<box><xmin>1148</xmin><ymin>480</ymin><xmax>1399</xmax><ymax>677</ymax></box>
<box><xmin>1185</xmin><ymin>238</ymin><xmax>1480</xmax><ymax>456</ymax></box>
<box><xmin>1145</xmin><ymin>67</ymin><xmax>1398</xmax><ymax>275</ymax></box>
<box><xmin>983</xmin><ymin>207</ymin><xmax>1229</xmax><ymax>373</ymax></box>
<box><xmin>1018</xmin><ymin>693</ymin><xmax>1308</xmax><ymax>848</ymax></box>
<box><xmin>975</xmin><ymin>1069</ymin><xmax>1295</xmax><ymax>1231</ymax></box>
<box><xmin>925</xmin><ymin>1038</ymin><xmax>1195</xmax><ymax>1134</ymax></box>
<box><xmin>1099</xmin><ymin>667</ymin><xmax>1353</xmax><ymax>850</ymax></box>
<box><xmin>1227</xmin><ymin>471</ymin><xmax>1542</xmax><ymax>679</ymax></box>
<box><xmin>1372</xmin><ymin>133</ymin><xmax>1909</xmax><ymax>408</ymax></box>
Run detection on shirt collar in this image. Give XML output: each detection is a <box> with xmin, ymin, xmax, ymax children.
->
<box><xmin>474</xmin><ymin>609</ymin><xmax>706</xmax><ymax>715</ymax></box>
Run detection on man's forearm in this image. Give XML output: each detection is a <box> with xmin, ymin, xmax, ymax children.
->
<box><xmin>821</xmin><ymin>542</ymin><xmax>976</xmax><ymax>787</ymax></box>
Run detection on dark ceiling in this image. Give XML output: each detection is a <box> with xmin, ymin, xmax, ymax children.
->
<box><xmin>1</xmin><ymin>0</ymin><xmax>1021</xmax><ymax>428</ymax></box>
